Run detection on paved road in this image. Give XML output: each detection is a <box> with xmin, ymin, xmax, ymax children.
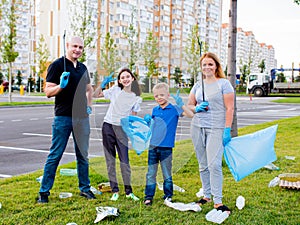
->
<box><xmin>0</xmin><ymin>95</ymin><xmax>299</xmax><ymax>178</ymax></box>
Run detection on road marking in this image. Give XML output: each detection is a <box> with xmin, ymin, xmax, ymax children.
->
<box><xmin>22</xmin><ymin>132</ymin><xmax>102</xmax><ymax>141</ymax></box>
<box><xmin>12</xmin><ymin>119</ymin><xmax>22</xmax><ymax>122</ymax></box>
<box><xmin>0</xmin><ymin>174</ymin><xmax>12</xmax><ymax>178</ymax></box>
<box><xmin>30</xmin><ymin>118</ymin><xmax>39</xmax><ymax>121</ymax></box>
<box><xmin>0</xmin><ymin>146</ymin><xmax>99</xmax><ymax>157</ymax></box>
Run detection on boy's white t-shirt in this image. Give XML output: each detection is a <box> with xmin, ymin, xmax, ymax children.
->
<box><xmin>103</xmin><ymin>85</ymin><xmax>142</xmax><ymax>126</ymax></box>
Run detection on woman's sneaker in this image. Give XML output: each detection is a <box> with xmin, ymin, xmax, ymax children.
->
<box><xmin>126</xmin><ymin>193</ymin><xmax>140</xmax><ymax>201</ymax></box>
<box><xmin>110</xmin><ymin>193</ymin><xmax>119</xmax><ymax>201</ymax></box>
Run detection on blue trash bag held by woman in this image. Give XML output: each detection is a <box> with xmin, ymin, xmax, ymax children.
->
<box><xmin>224</xmin><ymin>125</ymin><xmax>278</xmax><ymax>181</ymax></box>
<box><xmin>121</xmin><ymin>115</ymin><xmax>153</xmax><ymax>155</ymax></box>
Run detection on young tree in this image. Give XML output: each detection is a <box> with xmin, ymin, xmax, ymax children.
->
<box><xmin>172</xmin><ymin>66</ymin><xmax>183</xmax><ymax>86</ymax></box>
<box><xmin>69</xmin><ymin>0</ymin><xmax>97</xmax><ymax>63</ymax></box>
<box><xmin>100</xmin><ymin>32</ymin><xmax>120</xmax><ymax>78</ymax></box>
<box><xmin>184</xmin><ymin>24</ymin><xmax>201</xmax><ymax>85</ymax></box>
<box><xmin>141</xmin><ymin>30</ymin><xmax>159</xmax><ymax>92</ymax></box>
<box><xmin>123</xmin><ymin>10</ymin><xmax>140</xmax><ymax>77</ymax></box>
<box><xmin>258</xmin><ymin>59</ymin><xmax>266</xmax><ymax>73</ymax></box>
<box><xmin>16</xmin><ymin>70</ymin><xmax>22</xmax><ymax>86</ymax></box>
<box><xmin>1</xmin><ymin>0</ymin><xmax>20</xmax><ymax>102</ymax></box>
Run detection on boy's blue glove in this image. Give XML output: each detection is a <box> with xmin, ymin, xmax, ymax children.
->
<box><xmin>101</xmin><ymin>72</ymin><xmax>116</xmax><ymax>89</ymax></box>
<box><xmin>60</xmin><ymin>72</ymin><xmax>70</xmax><ymax>88</ymax></box>
<box><xmin>87</xmin><ymin>106</ymin><xmax>92</xmax><ymax>115</ymax></box>
<box><xmin>171</xmin><ymin>89</ymin><xmax>184</xmax><ymax>107</ymax></box>
<box><xmin>195</xmin><ymin>101</ymin><xmax>209</xmax><ymax>112</ymax></box>
<box><xmin>144</xmin><ymin>114</ymin><xmax>152</xmax><ymax>124</ymax></box>
<box><xmin>223</xmin><ymin>127</ymin><xmax>231</xmax><ymax>146</ymax></box>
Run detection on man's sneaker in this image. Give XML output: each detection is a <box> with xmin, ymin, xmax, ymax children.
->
<box><xmin>37</xmin><ymin>193</ymin><xmax>49</xmax><ymax>203</ymax></box>
<box><xmin>126</xmin><ymin>193</ymin><xmax>140</xmax><ymax>201</ymax></box>
<box><xmin>80</xmin><ymin>190</ymin><xmax>96</xmax><ymax>199</ymax></box>
<box><xmin>110</xmin><ymin>193</ymin><xmax>119</xmax><ymax>201</ymax></box>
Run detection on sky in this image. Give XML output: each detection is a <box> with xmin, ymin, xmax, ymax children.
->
<box><xmin>222</xmin><ymin>0</ymin><xmax>300</xmax><ymax>69</ymax></box>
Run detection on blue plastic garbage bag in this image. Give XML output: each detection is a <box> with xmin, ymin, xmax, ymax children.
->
<box><xmin>224</xmin><ymin>125</ymin><xmax>278</xmax><ymax>181</ymax></box>
<box><xmin>121</xmin><ymin>115</ymin><xmax>153</xmax><ymax>155</ymax></box>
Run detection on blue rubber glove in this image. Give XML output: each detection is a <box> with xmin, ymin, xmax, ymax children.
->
<box><xmin>223</xmin><ymin>127</ymin><xmax>231</xmax><ymax>146</ymax></box>
<box><xmin>171</xmin><ymin>89</ymin><xmax>184</xmax><ymax>108</ymax></box>
<box><xmin>87</xmin><ymin>106</ymin><xmax>92</xmax><ymax>115</ymax></box>
<box><xmin>60</xmin><ymin>72</ymin><xmax>70</xmax><ymax>88</ymax></box>
<box><xmin>101</xmin><ymin>72</ymin><xmax>116</xmax><ymax>89</ymax></box>
<box><xmin>195</xmin><ymin>101</ymin><xmax>209</xmax><ymax>112</ymax></box>
<box><xmin>144</xmin><ymin>114</ymin><xmax>152</xmax><ymax>124</ymax></box>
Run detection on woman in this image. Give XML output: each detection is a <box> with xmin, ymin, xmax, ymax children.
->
<box><xmin>94</xmin><ymin>68</ymin><xmax>142</xmax><ymax>201</ymax></box>
<box><xmin>187</xmin><ymin>52</ymin><xmax>234</xmax><ymax>214</ymax></box>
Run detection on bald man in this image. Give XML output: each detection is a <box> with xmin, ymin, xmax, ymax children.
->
<box><xmin>38</xmin><ymin>36</ymin><xmax>95</xmax><ymax>203</ymax></box>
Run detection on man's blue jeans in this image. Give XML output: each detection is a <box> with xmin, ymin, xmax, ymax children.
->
<box><xmin>144</xmin><ymin>146</ymin><xmax>173</xmax><ymax>200</ymax></box>
<box><xmin>40</xmin><ymin>116</ymin><xmax>91</xmax><ymax>195</ymax></box>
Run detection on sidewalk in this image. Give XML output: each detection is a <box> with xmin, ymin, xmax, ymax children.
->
<box><xmin>0</xmin><ymin>93</ymin><xmax>53</xmax><ymax>103</ymax></box>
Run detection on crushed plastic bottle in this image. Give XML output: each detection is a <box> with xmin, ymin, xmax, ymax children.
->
<box><xmin>59</xmin><ymin>192</ymin><xmax>73</xmax><ymax>199</ymax></box>
<box><xmin>205</xmin><ymin>208</ymin><xmax>229</xmax><ymax>224</ymax></box>
<box><xmin>157</xmin><ymin>182</ymin><xmax>163</xmax><ymax>191</ymax></box>
<box><xmin>263</xmin><ymin>163</ymin><xmax>280</xmax><ymax>171</ymax></box>
<box><xmin>285</xmin><ymin>156</ymin><xmax>296</xmax><ymax>160</ymax></box>
<box><xmin>36</xmin><ymin>175</ymin><xmax>43</xmax><ymax>183</ymax></box>
<box><xmin>91</xmin><ymin>186</ymin><xmax>102</xmax><ymax>195</ymax></box>
<box><xmin>268</xmin><ymin>176</ymin><xmax>280</xmax><ymax>187</ymax></box>
<box><xmin>236</xmin><ymin>195</ymin><xmax>245</xmax><ymax>210</ymax></box>
<box><xmin>0</xmin><ymin>202</ymin><xmax>2</xmax><ymax>209</ymax></box>
<box><xmin>60</xmin><ymin>168</ymin><xmax>77</xmax><ymax>176</ymax></box>
<box><xmin>66</xmin><ymin>223</ymin><xmax>77</xmax><ymax>225</ymax></box>
<box><xmin>173</xmin><ymin>184</ymin><xmax>185</xmax><ymax>192</ymax></box>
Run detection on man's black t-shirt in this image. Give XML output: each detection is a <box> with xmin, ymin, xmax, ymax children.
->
<box><xmin>46</xmin><ymin>57</ymin><xmax>90</xmax><ymax>118</ymax></box>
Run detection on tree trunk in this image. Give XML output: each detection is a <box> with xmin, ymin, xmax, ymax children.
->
<box><xmin>227</xmin><ymin>0</ymin><xmax>238</xmax><ymax>137</ymax></box>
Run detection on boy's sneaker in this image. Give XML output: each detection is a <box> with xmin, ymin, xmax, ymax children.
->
<box><xmin>80</xmin><ymin>190</ymin><xmax>96</xmax><ymax>199</ymax></box>
<box><xmin>37</xmin><ymin>193</ymin><xmax>49</xmax><ymax>203</ymax></box>
<box><xmin>126</xmin><ymin>193</ymin><xmax>140</xmax><ymax>201</ymax></box>
<box><xmin>110</xmin><ymin>193</ymin><xmax>119</xmax><ymax>201</ymax></box>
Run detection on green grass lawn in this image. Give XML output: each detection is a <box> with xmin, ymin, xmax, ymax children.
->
<box><xmin>0</xmin><ymin>117</ymin><xmax>299</xmax><ymax>224</ymax></box>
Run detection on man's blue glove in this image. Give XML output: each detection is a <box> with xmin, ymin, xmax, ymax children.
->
<box><xmin>101</xmin><ymin>72</ymin><xmax>116</xmax><ymax>89</ymax></box>
<box><xmin>171</xmin><ymin>89</ymin><xmax>184</xmax><ymax>108</ymax></box>
<box><xmin>223</xmin><ymin>127</ymin><xmax>231</xmax><ymax>146</ymax></box>
<box><xmin>144</xmin><ymin>114</ymin><xmax>152</xmax><ymax>124</ymax></box>
<box><xmin>195</xmin><ymin>101</ymin><xmax>209</xmax><ymax>112</ymax></box>
<box><xmin>60</xmin><ymin>72</ymin><xmax>70</xmax><ymax>88</ymax></box>
<box><xmin>87</xmin><ymin>106</ymin><xmax>92</xmax><ymax>115</ymax></box>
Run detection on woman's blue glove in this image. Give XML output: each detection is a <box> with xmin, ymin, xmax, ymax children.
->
<box><xmin>223</xmin><ymin>127</ymin><xmax>231</xmax><ymax>146</ymax></box>
<box><xmin>195</xmin><ymin>101</ymin><xmax>209</xmax><ymax>112</ymax></box>
<box><xmin>101</xmin><ymin>72</ymin><xmax>116</xmax><ymax>89</ymax></box>
<box><xmin>171</xmin><ymin>89</ymin><xmax>184</xmax><ymax>107</ymax></box>
<box><xmin>144</xmin><ymin>114</ymin><xmax>152</xmax><ymax>124</ymax></box>
<box><xmin>87</xmin><ymin>106</ymin><xmax>92</xmax><ymax>114</ymax></box>
<box><xmin>60</xmin><ymin>72</ymin><xmax>70</xmax><ymax>88</ymax></box>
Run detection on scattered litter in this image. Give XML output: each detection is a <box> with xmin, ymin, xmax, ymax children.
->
<box><xmin>164</xmin><ymin>199</ymin><xmax>201</xmax><ymax>212</ymax></box>
<box><xmin>66</xmin><ymin>223</ymin><xmax>77</xmax><ymax>225</ymax></box>
<box><xmin>98</xmin><ymin>182</ymin><xmax>112</xmax><ymax>193</ymax></box>
<box><xmin>268</xmin><ymin>176</ymin><xmax>280</xmax><ymax>187</ymax></box>
<box><xmin>157</xmin><ymin>182</ymin><xmax>185</xmax><ymax>192</ymax></box>
<box><xmin>0</xmin><ymin>202</ymin><xmax>2</xmax><ymax>209</ymax></box>
<box><xmin>94</xmin><ymin>206</ymin><xmax>119</xmax><ymax>223</ymax></box>
<box><xmin>284</xmin><ymin>156</ymin><xmax>296</xmax><ymax>160</ymax></box>
<box><xmin>196</xmin><ymin>188</ymin><xmax>204</xmax><ymax>198</ymax></box>
<box><xmin>60</xmin><ymin>168</ymin><xmax>77</xmax><ymax>176</ymax></box>
<box><xmin>36</xmin><ymin>175</ymin><xmax>43</xmax><ymax>183</ymax></box>
<box><xmin>277</xmin><ymin>173</ymin><xmax>300</xmax><ymax>190</ymax></box>
<box><xmin>205</xmin><ymin>209</ymin><xmax>229</xmax><ymax>224</ymax></box>
<box><xmin>59</xmin><ymin>192</ymin><xmax>73</xmax><ymax>199</ymax></box>
<box><xmin>91</xmin><ymin>186</ymin><xmax>102</xmax><ymax>195</ymax></box>
<box><xmin>263</xmin><ymin>163</ymin><xmax>280</xmax><ymax>171</ymax></box>
<box><xmin>236</xmin><ymin>196</ymin><xmax>245</xmax><ymax>210</ymax></box>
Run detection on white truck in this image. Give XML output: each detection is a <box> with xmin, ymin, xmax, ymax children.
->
<box><xmin>247</xmin><ymin>68</ymin><xmax>300</xmax><ymax>97</ymax></box>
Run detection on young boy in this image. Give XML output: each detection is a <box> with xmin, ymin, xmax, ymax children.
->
<box><xmin>144</xmin><ymin>83</ymin><xmax>193</xmax><ymax>206</ymax></box>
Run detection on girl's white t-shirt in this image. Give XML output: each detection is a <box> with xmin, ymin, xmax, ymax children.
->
<box><xmin>103</xmin><ymin>85</ymin><xmax>142</xmax><ymax>126</ymax></box>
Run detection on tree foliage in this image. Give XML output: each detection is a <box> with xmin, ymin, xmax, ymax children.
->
<box><xmin>100</xmin><ymin>32</ymin><xmax>120</xmax><ymax>76</ymax></box>
<box><xmin>258</xmin><ymin>59</ymin><xmax>266</xmax><ymax>73</ymax></box>
<box><xmin>294</xmin><ymin>0</ymin><xmax>300</xmax><ymax>5</ymax></box>
<box><xmin>172</xmin><ymin>66</ymin><xmax>183</xmax><ymax>85</ymax></box>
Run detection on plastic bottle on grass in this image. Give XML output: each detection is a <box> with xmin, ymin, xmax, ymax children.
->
<box><xmin>236</xmin><ymin>195</ymin><xmax>245</xmax><ymax>210</ymax></box>
<box><xmin>173</xmin><ymin>184</ymin><xmax>185</xmax><ymax>192</ymax></box>
<box><xmin>60</xmin><ymin>168</ymin><xmax>77</xmax><ymax>176</ymax></box>
<box><xmin>263</xmin><ymin>163</ymin><xmax>279</xmax><ymax>171</ymax></box>
<box><xmin>268</xmin><ymin>176</ymin><xmax>280</xmax><ymax>187</ymax></box>
<box><xmin>59</xmin><ymin>192</ymin><xmax>72</xmax><ymax>199</ymax></box>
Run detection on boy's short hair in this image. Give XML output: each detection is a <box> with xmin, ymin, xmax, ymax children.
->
<box><xmin>152</xmin><ymin>82</ymin><xmax>169</xmax><ymax>93</ymax></box>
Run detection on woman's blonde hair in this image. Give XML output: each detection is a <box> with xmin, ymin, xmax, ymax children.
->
<box><xmin>200</xmin><ymin>52</ymin><xmax>225</xmax><ymax>78</ymax></box>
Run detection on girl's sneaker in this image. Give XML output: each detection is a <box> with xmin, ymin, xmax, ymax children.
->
<box><xmin>126</xmin><ymin>193</ymin><xmax>140</xmax><ymax>201</ymax></box>
<box><xmin>110</xmin><ymin>193</ymin><xmax>119</xmax><ymax>201</ymax></box>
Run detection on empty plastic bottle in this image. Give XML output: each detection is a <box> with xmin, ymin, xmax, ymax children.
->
<box><xmin>157</xmin><ymin>182</ymin><xmax>163</xmax><ymax>191</ymax></box>
<box><xmin>236</xmin><ymin>195</ymin><xmax>245</xmax><ymax>210</ymax></box>
<box><xmin>36</xmin><ymin>175</ymin><xmax>43</xmax><ymax>183</ymax></box>
<box><xmin>268</xmin><ymin>176</ymin><xmax>280</xmax><ymax>187</ymax></box>
<box><xmin>60</xmin><ymin>168</ymin><xmax>77</xmax><ymax>176</ymax></box>
<box><xmin>196</xmin><ymin>188</ymin><xmax>204</xmax><ymax>198</ymax></box>
<box><xmin>173</xmin><ymin>184</ymin><xmax>185</xmax><ymax>192</ymax></box>
<box><xmin>59</xmin><ymin>192</ymin><xmax>72</xmax><ymax>199</ymax></box>
<box><xmin>263</xmin><ymin>163</ymin><xmax>279</xmax><ymax>171</ymax></box>
<box><xmin>90</xmin><ymin>186</ymin><xmax>102</xmax><ymax>195</ymax></box>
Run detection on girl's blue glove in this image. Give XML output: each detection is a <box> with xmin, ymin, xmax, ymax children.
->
<box><xmin>87</xmin><ymin>106</ymin><xmax>92</xmax><ymax>114</ymax></box>
<box><xmin>101</xmin><ymin>72</ymin><xmax>116</xmax><ymax>89</ymax></box>
<box><xmin>195</xmin><ymin>101</ymin><xmax>209</xmax><ymax>112</ymax></box>
<box><xmin>171</xmin><ymin>89</ymin><xmax>184</xmax><ymax>107</ymax></box>
<box><xmin>60</xmin><ymin>72</ymin><xmax>70</xmax><ymax>88</ymax></box>
<box><xmin>223</xmin><ymin>127</ymin><xmax>231</xmax><ymax>146</ymax></box>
